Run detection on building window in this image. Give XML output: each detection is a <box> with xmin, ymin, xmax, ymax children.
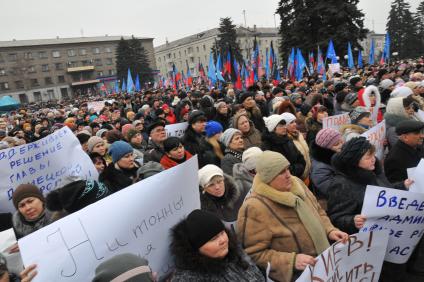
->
<box><xmin>68</xmin><ymin>49</ymin><xmax>76</xmax><ymax>57</ymax></box>
<box><xmin>81</xmin><ymin>60</ymin><xmax>90</xmax><ymax>66</ymax></box>
<box><xmin>95</xmin><ymin>58</ymin><xmax>102</xmax><ymax>66</ymax></box>
<box><xmin>58</xmin><ymin>75</ymin><xmax>65</xmax><ymax>83</ymax></box>
<box><xmin>45</xmin><ymin>77</ymin><xmax>53</xmax><ymax>85</ymax></box>
<box><xmin>196</xmin><ymin>46</ymin><xmax>199</xmax><ymax>52</ymax></box>
<box><xmin>47</xmin><ymin>89</ymin><xmax>55</xmax><ymax>100</ymax></box>
<box><xmin>79</xmin><ymin>48</ymin><xmax>87</xmax><ymax>56</ymax></box>
<box><xmin>41</xmin><ymin>64</ymin><xmax>49</xmax><ymax>72</ymax></box>
<box><xmin>92</xmin><ymin>47</ymin><xmax>101</xmax><ymax>54</ymax></box>
<box><xmin>203</xmin><ymin>45</ymin><xmax>206</xmax><ymax>51</ymax></box>
<box><xmin>97</xmin><ymin>71</ymin><xmax>103</xmax><ymax>77</ymax></box>
<box><xmin>55</xmin><ymin>63</ymin><xmax>64</xmax><ymax>70</ymax></box>
<box><xmin>52</xmin><ymin>50</ymin><xmax>61</xmax><ymax>58</ymax></box>
<box><xmin>0</xmin><ymin>82</ymin><xmax>9</xmax><ymax>90</ymax></box>
<box><xmin>158</xmin><ymin>57</ymin><xmax>161</xmax><ymax>63</ymax></box>
<box><xmin>184</xmin><ymin>50</ymin><xmax>187</xmax><ymax>55</ymax></box>
<box><xmin>0</xmin><ymin>54</ymin><xmax>4</xmax><ymax>63</ymax></box>
<box><xmin>39</xmin><ymin>51</ymin><xmax>48</xmax><ymax>59</ymax></box>
<box><xmin>30</xmin><ymin>79</ymin><xmax>39</xmax><ymax>87</ymax></box>
<box><xmin>106</xmin><ymin>58</ymin><xmax>113</xmax><ymax>65</ymax></box>
<box><xmin>28</xmin><ymin>66</ymin><xmax>36</xmax><ymax>73</ymax></box>
<box><xmin>8</xmin><ymin>53</ymin><xmax>17</xmax><ymax>62</ymax></box>
<box><xmin>105</xmin><ymin>47</ymin><xmax>112</xmax><ymax>53</ymax></box>
<box><xmin>179</xmin><ymin>51</ymin><xmax>181</xmax><ymax>58</ymax></box>
<box><xmin>19</xmin><ymin>94</ymin><xmax>29</xmax><ymax>104</ymax></box>
<box><xmin>24</xmin><ymin>52</ymin><xmax>33</xmax><ymax>60</ymax></box>
<box><xmin>68</xmin><ymin>61</ymin><xmax>78</xmax><ymax>67</ymax></box>
<box><xmin>60</xmin><ymin>88</ymin><xmax>69</xmax><ymax>99</ymax></box>
<box><xmin>173</xmin><ymin>53</ymin><xmax>176</xmax><ymax>58</ymax></box>
<box><xmin>0</xmin><ymin>69</ymin><xmax>6</xmax><ymax>76</ymax></box>
<box><xmin>15</xmin><ymin>80</ymin><xmax>24</xmax><ymax>89</ymax></box>
<box><xmin>108</xmin><ymin>69</ymin><xmax>115</xmax><ymax>75</ymax></box>
<box><xmin>33</xmin><ymin>92</ymin><xmax>42</xmax><ymax>102</ymax></box>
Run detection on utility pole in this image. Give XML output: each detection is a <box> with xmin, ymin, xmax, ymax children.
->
<box><xmin>243</xmin><ymin>10</ymin><xmax>247</xmax><ymax>28</ymax></box>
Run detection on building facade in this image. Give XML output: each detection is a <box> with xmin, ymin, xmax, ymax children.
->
<box><xmin>359</xmin><ymin>32</ymin><xmax>386</xmax><ymax>61</ymax></box>
<box><xmin>0</xmin><ymin>36</ymin><xmax>156</xmax><ymax>103</ymax></box>
<box><xmin>154</xmin><ymin>26</ymin><xmax>280</xmax><ymax>77</ymax></box>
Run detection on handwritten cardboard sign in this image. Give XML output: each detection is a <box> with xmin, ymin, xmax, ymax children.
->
<box><xmin>322</xmin><ymin>113</ymin><xmax>350</xmax><ymax>130</ymax></box>
<box><xmin>87</xmin><ymin>101</ymin><xmax>105</xmax><ymax>114</ymax></box>
<box><xmin>296</xmin><ymin>230</ymin><xmax>389</xmax><ymax>282</ymax></box>
<box><xmin>328</xmin><ymin>63</ymin><xmax>341</xmax><ymax>74</ymax></box>
<box><xmin>19</xmin><ymin>156</ymin><xmax>201</xmax><ymax>281</ymax></box>
<box><xmin>0</xmin><ymin>127</ymin><xmax>98</xmax><ymax>213</ymax></box>
<box><xmin>165</xmin><ymin>122</ymin><xmax>188</xmax><ymax>138</ymax></box>
<box><xmin>360</xmin><ymin>185</ymin><xmax>424</xmax><ymax>263</ymax></box>
<box><xmin>361</xmin><ymin>121</ymin><xmax>386</xmax><ymax>160</ymax></box>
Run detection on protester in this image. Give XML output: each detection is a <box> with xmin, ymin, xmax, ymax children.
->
<box><xmin>232</xmin><ymin>112</ymin><xmax>262</xmax><ymax>149</ymax></box>
<box><xmin>89</xmin><ymin>152</ymin><xmax>107</xmax><ymax>174</ymax></box>
<box><xmin>232</xmin><ymin>147</ymin><xmax>263</xmax><ymax>196</ymax></box>
<box><xmin>160</xmin><ymin>136</ymin><xmax>193</xmax><ymax>169</ymax></box>
<box><xmin>204</xmin><ymin>120</ymin><xmax>225</xmax><ymax>161</ymax></box>
<box><xmin>144</xmin><ymin>120</ymin><xmax>166</xmax><ymax>162</ymax></box>
<box><xmin>219</xmin><ymin>128</ymin><xmax>244</xmax><ymax>176</ymax></box>
<box><xmin>340</xmin><ymin>106</ymin><xmax>372</xmax><ymax>141</ymax></box>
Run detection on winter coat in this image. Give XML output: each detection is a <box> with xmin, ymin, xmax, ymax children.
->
<box><xmin>232</xmin><ymin>113</ymin><xmax>262</xmax><ymax>149</ymax></box>
<box><xmin>144</xmin><ymin>140</ymin><xmax>165</xmax><ymax>163</ymax></box>
<box><xmin>170</xmin><ymin>225</ymin><xmax>265</xmax><ymax>282</ymax></box>
<box><xmin>160</xmin><ymin>151</ymin><xmax>193</xmax><ymax>170</ymax></box>
<box><xmin>289</xmin><ymin>131</ymin><xmax>311</xmax><ymax>180</ymax></box>
<box><xmin>384</xmin><ymin>140</ymin><xmax>424</xmax><ymax>183</ymax></box>
<box><xmin>261</xmin><ymin>131</ymin><xmax>306</xmax><ymax>179</ymax></box>
<box><xmin>327</xmin><ymin>157</ymin><xmax>405</xmax><ymax>235</ymax></box>
<box><xmin>246</xmin><ymin>107</ymin><xmax>266</xmax><ymax>133</ymax></box>
<box><xmin>182</xmin><ymin>127</ymin><xmax>220</xmax><ymax>168</ymax></box>
<box><xmin>213</xmin><ymin>112</ymin><xmax>231</xmax><ymax>130</ymax></box>
<box><xmin>309</xmin><ymin>141</ymin><xmax>336</xmax><ymax>200</ymax></box>
<box><xmin>232</xmin><ymin>163</ymin><xmax>254</xmax><ymax>198</ymax></box>
<box><xmin>384</xmin><ymin>113</ymin><xmax>411</xmax><ymax>148</ymax></box>
<box><xmin>237</xmin><ymin>176</ymin><xmax>337</xmax><ymax>282</ymax></box>
<box><xmin>99</xmin><ymin>163</ymin><xmax>139</xmax><ymax>193</ymax></box>
<box><xmin>13</xmin><ymin>209</ymin><xmax>53</xmax><ymax>239</ymax></box>
<box><xmin>305</xmin><ymin>118</ymin><xmax>322</xmax><ymax>146</ymax></box>
<box><xmin>339</xmin><ymin>124</ymin><xmax>367</xmax><ymax>142</ymax></box>
<box><xmin>221</xmin><ymin>149</ymin><xmax>243</xmax><ymax>176</ymax></box>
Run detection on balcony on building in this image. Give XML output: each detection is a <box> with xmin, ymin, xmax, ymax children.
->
<box><xmin>67</xmin><ymin>65</ymin><xmax>95</xmax><ymax>73</ymax></box>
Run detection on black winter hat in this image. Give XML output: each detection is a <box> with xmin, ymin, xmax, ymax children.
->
<box><xmin>334</xmin><ymin>82</ymin><xmax>348</xmax><ymax>93</ymax></box>
<box><xmin>184</xmin><ymin>209</ymin><xmax>225</xmax><ymax>249</ymax></box>
<box><xmin>238</xmin><ymin>92</ymin><xmax>254</xmax><ymax>104</ymax></box>
<box><xmin>396</xmin><ymin>120</ymin><xmax>424</xmax><ymax>135</ymax></box>
<box><xmin>300</xmin><ymin>103</ymin><xmax>312</xmax><ymax>116</ymax></box>
<box><xmin>146</xmin><ymin>119</ymin><xmax>166</xmax><ymax>135</ymax></box>
<box><xmin>349</xmin><ymin>76</ymin><xmax>362</xmax><ymax>87</ymax></box>
<box><xmin>46</xmin><ymin>180</ymin><xmax>110</xmax><ymax>213</ymax></box>
<box><xmin>163</xmin><ymin>136</ymin><xmax>182</xmax><ymax>152</ymax></box>
<box><xmin>188</xmin><ymin>110</ymin><xmax>207</xmax><ymax>125</ymax></box>
<box><xmin>334</xmin><ymin>137</ymin><xmax>372</xmax><ymax>167</ymax></box>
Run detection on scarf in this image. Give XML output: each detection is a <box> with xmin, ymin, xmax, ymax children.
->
<box><xmin>12</xmin><ymin>209</ymin><xmax>52</xmax><ymax>239</ymax></box>
<box><xmin>225</xmin><ymin>149</ymin><xmax>243</xmax><ymax>161</ymax></box>
<box><xmin>253</xmin><ymin>176</ymin><xmax>330</xmax><ymax>254</ymax></box>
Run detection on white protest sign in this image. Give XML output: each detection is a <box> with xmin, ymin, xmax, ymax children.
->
<box><xmin>328</xmin><ymin>63</ymin><xmax>341</xmax><ymax>74</ymax></box>
<box><xmin>0</xmin><ymin>228</ymin><xmax>17</xmax><ymax>252</ymax></box>
<box><xmin>0</xmin><ymin>228</ymin><xmax>24</xmax><ymax>274</ymax></box>
<box><xmin>0</xmin><ymin>127</ymin><xmax>98</xmax><ymax>213</ymax></box>
<box><xmin>408</xmin><ymin>167</ymin><xmax>418</xmax><ymax>192</ymax></box>
<box><xmin>165</xmin><ymin>122</ymin><xmax>188</xmax><ymax>138</ymax></box>
<box><xmin>360</xmin><ymin>185</ymin><xmax>424</xmax><ymax>263</ymax></box>
<box><xmin>322</xmin><ymin>113</ymin><xmax>350</xmax><ymax>130</ymax></box>
<box><xmin>19</xmin><ymin>157</ymin><xmax>200</xmax><ymax>282</ymax></box>
<box><xmin>361</xmin><ymin>120</ymin><xmax>386</xmax><ymax>160</ymax></box>
<box><xmin>418</xmin><ymin>110</ymin><xmax>424</xmax><ymax>121</ymax></box>
<box><xmin>296</xmin><ymin>230</ymin><xmax>389</xmax><ymax>282</ymax></box>
<box><xmin>408</xmin><ymin>159</ymin><xmax>424</xmax><ymax>194</ymax></box>
<box><xmin>87</xmin><ymin>101</ymin><xmax>105</xmax><ymax>114</ymax></box>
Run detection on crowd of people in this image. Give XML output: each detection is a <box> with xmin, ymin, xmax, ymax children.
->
<box><xmin>1</xmin><ymin>60</ymin><xmax>424</xmax><ymax>282</ymax></box>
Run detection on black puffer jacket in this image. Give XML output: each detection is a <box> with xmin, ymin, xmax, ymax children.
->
<box><xmin>261</xmin><ymin>131</ymin><xmax>306</xmax><ymax>178</ymax></box>
<box><xmin>99</xmin><ymin>163</ymin><xmax>139</xmax><ymax>193</ymax></box>
<box><xmin>327</xmin><ymin>156</ymin><xmax>405</xmax><ymax>235</ymax></box>
<box><xmin>182</xmin><ymin>127</ymin><xmax>220</xmax><ymax>168</ymax></box>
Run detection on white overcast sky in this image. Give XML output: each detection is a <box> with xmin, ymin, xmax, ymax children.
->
<box><xmin>0</xmin><ymin>0</ymin><xmax>420</xmax><ymax>46</ymax></box>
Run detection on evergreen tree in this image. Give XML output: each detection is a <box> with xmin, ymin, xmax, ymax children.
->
<box><xmin>414</xmin><ymin>1</ymin><xmax>424</xmax><ymax>52</ymax></box>
<box><xmin>387</xmin><ymin>0</ymin><xmax>420</xmax><ymax>59</ymax></box>
<box><xmin>211</xmin><ymin>17</ymin><xmax>243</xmax><ymax>63</ymax></box>
<box><xmin>276</xmin><ymin>0</ymin><xmax>368</xmax><ymax>62</ymax></box>
<box><xmin>115</xmin><ymin>36</ymin><xmax>154</xmax><ymax>87</ymax></box>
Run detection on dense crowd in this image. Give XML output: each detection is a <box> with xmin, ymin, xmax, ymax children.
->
<box><xmin>1</xmin><ymin>60</ymin><xmax>424</xmax><ymax>282</ymax></box>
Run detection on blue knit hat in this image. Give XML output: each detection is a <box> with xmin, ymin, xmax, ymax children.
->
<box><xmin>109</xmin><ymin>141</ymin><xmax>133</xmax><ymax>163</ymax></box>
<box><xmin>205</xmin><ymin>121</ymin><xmax>223</xmax><ymax>138</ymax></box>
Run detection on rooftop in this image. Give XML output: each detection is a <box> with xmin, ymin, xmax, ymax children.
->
<box><xmin>0</xmin><ymin>35</ymin><xmax>154</xmax><ymax>48</ymax></box>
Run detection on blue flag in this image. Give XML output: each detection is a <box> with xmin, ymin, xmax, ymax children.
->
<box><xmin>126</xmin><ymin>68</ymin><xmax>135</xmax><ymax>93</ymax></box>
<box><xmin>216</xmin><ymin>54</ymin><xmax>225</xmax><ymax>82</ymax></box>
<box><xmin>265</xmin><ymin>49</ymin><xmax>270</xmax><ymax>80</ymax></box>
<box><xmin>207</xmin><ymin>53</ymin><xmax>217</xmax><ymax>84</ymax></box>
<box><xmin>287</xmin><ymin>48</ymin><xmax>295</xmax><ymax>79</ymax></box>
<box><xmin>347</xmin><ymin>42</ymin><xmax>354</xmax><ymax>69</ymax></box>
<box><xmin>114</xmin><ymin>80</ymin><xmax>119</xmax><ymax>93</ymax></box>
<box><xmin>135</xmin><ymin>74</ymin><xmax>140</xmax><ymax>92</ymax></box>
<box><xmin>122</xmin><ymin>79</ymin><xmax>126</xmax><ymax>93</ymax></box>
<box><xmin>295</xmin><ymin>48</ymin><xmax>307</xmax><ymax>81</ymax></box>
<box><xmin>326</xmin><ymin>39</ymin><xmax>337</xmax><ymax>63</ymax></box>
<box><xmin>358</xmin><ymin>50</ymin><xmax>363</xmax><ymax>69</ymax></box>
<box><xmin>369</xmin><ymin>39</ymin><xmax>375</xmax><ymax>65</ymax></box>
<box><xmin>383</xmin><ymin>33</ymin><xmax>391</xmax><ymax>62</ymax></box>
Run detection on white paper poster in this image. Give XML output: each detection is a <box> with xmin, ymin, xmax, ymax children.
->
<box><xmin>87</xmin><ymin>101</ymin><xmax>105</xmax><ymax>114</ymax></box>
<box><xmin>328</xmin><ymin>63</ymin><xmax>341</xmax><ymax>74</ymax></box>
<box><xmin>360</xmin><ymin>185</ymin><xmax>424</xmax><ymax>263</ymax></box>
<box><xmin>19</xmin><ymin>157</ymin><xmax>201</xmax><ymax>282</ymax></box>
<box><xmin>408</xmin><ymin>159</ymin><xmax>424</xmax><ymax>194</ymax></box>
<box><xmin>322</xmin><ymin>113</ymin><xmax>350</xmax><ymax>130</ymax></box>
<box><xmin>0</xmin><ymin>127</ymin><xmax>98</xmax><ymax>213</ymax></box>
<box><xmin>361</xmin><ymin>121</ymin><xmax>386</xmax><ymax>160</ymax></box>
<box><xmin>165</xmin><ymin>122</ymin><xmax>188</xmax><ymax>138</ymax></box>
<box><xmin>296</xmin><ymin>231</ymin><xmax>389</xmax><ymax>282</ymax></box>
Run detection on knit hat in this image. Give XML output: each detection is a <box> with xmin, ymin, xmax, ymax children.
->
<box><xmin>188</xmin><ymin>110</ymin><xmax>207</xmax><ymax>125</ymax></box>
<box><xmin>344</xmin><ymin>92</ymin><xmax>358</xmax><ymax>105</ymax></box>
<box><xmin>349</xmin><ymin>76</ymin><xmax>362</xmax><ymax>87</ymax></box>
<box><xmin>289</xmin><ymin>93</ymin><xmax>302</xmax><ymax>104</ymax></box>
<box><xmin>315</xmin><ymin>128</ymin><xmax>342</xmax><ymax>149</ymax></box>
<box><xmin>205</xmin><ymin>121</ymin><xmax>223</xmax><ymax>138</ymax></box>
<box><xmin>126</xmin><ymin>129</ymin><xmax>140</xmax><ymax>142</ymax></box>
<box><xmin>93</xmin><ymin>253</ymin><xmax>153</xmax><ymax>282</ymax></box>
<box><xmin>256</xmin><ymin>151</ymin><xmax>290</xmax><ymax>184</ymax></box>
<box><xmin>334</xmin><ymin>137</ymin><xmax>372</xmax><ymax>167</ymax></box>
<box><xmin>238</xmin><ymin>92</ymin><xmax>254</xmax><ymax>104</ymax></box>
<box><xmin>106</xmin><ymin>130</ymin><xmax>123</xmax><ymax>144</ymax></box>
<box><xmin>12</xmin><ymin>184</ymin><xmax>44</xmax><ymax>209</ymax></box>
<box><xmin>109</xmin><ymin>141</ymin><xmax>133</xmax><ymax>163</ymax></box>
<box><xmin>87</xmin><ymin>136</ymin><xmax>104</xmax><ymax>153</ymax></box>
<box><xmin>219</xmin><ymin>128</ymin><xmax>241</xmax><ymax>147</ymax></box>
<box><xmin>121</xmin><ymin>124</ymin><xmax>134</xmax><ymax>138</ymax></box>
<box><xmin>198</xmin><ymin>164</ymin><xmax>224</xmax><ymax>188</ymax></box>
<box><xmin>334</xmin><ymin>82</ymin><xmax>348</xmax><ymax>93</ymax></box>
<box><xmin>242</xmin><ymin>147</ymin><xmax>263</xmax><ymax>171</ymax></box>
<box><xmin>137</xmin><ymin>161</ymin><xmax>164</xmax><ymax>180</ymax></box>
<box><xmin>280</xmin><ymin>112</ymin><xmax>297</xmax><ymax>125</ymax></box>
<box><xmin>184</xmin><ymin>209</ymin><xmax>225</xmax><ymax>249</ymax></box>
<box><xmin>163</xmin><ymin>136</ymin><xmax>182</xmax><ymax>152</ymax></box>
<box><xmin>46</xmin><ymin>180</ymin><xmax>110</xmax><ymax>213</ymax></box>
<box><xmin>263</xmin><ymin>114</ymin><xmax>285</xmax><ymax>132</ymax></box>
<box><xmin>379</xmin><ymin>79</ymin><xmax>394</xmax><ymax>90</ymax></box>
<box><xmin>349</xmin><ymin>107</ymin><xmax>371</xmax><ymax>124</ymax></box>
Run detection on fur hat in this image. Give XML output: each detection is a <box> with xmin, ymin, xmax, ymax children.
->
<box><xmin>333</xmin><ymin>137</ymin><xmax>372</xmax><ymax>167</ymax></box>
<box><xmin>256</xmin><ymin>151</ymin><xmax>290</xmax><ymax>184</ymax></box>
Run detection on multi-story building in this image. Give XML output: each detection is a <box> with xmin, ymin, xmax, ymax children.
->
<box><xmin>154</xmin><ymin>26</ymin><xmax>280</xmax><ymax>77</ymax></box>
<box><xmin>0</xmin><ymin>35</ymin><xmax>156</xmax><ymax>103</ymax></box>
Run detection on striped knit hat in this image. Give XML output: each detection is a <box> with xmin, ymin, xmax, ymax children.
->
<box><xmin>315</xmin><ymin>128</ymin><xmax>342</xmax><ymax>149</ymax></box>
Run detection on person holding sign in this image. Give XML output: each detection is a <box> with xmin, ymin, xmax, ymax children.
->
<box><xmin>340</xmin><ymin>106</ymin><xmax>372</xmax><ymax>141</ymax></box>
<box><xmin>327</xmin><ymin>137</ymin><xmax>412</xmax><ymax>234</ymax></box>
<box><xmin>170</xmin><ymin>209</ymin><xmax>265</xmax><ymax>281</ymax></box>
<box><xmin>237</xmin><ymin>151</ymin><xmax>347</xmax><ymax>282</ymax></box>
<box><xmin>159</xmin><ymin>137</ymin><xmax>192</xmax><ymax>169</ymax></box>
